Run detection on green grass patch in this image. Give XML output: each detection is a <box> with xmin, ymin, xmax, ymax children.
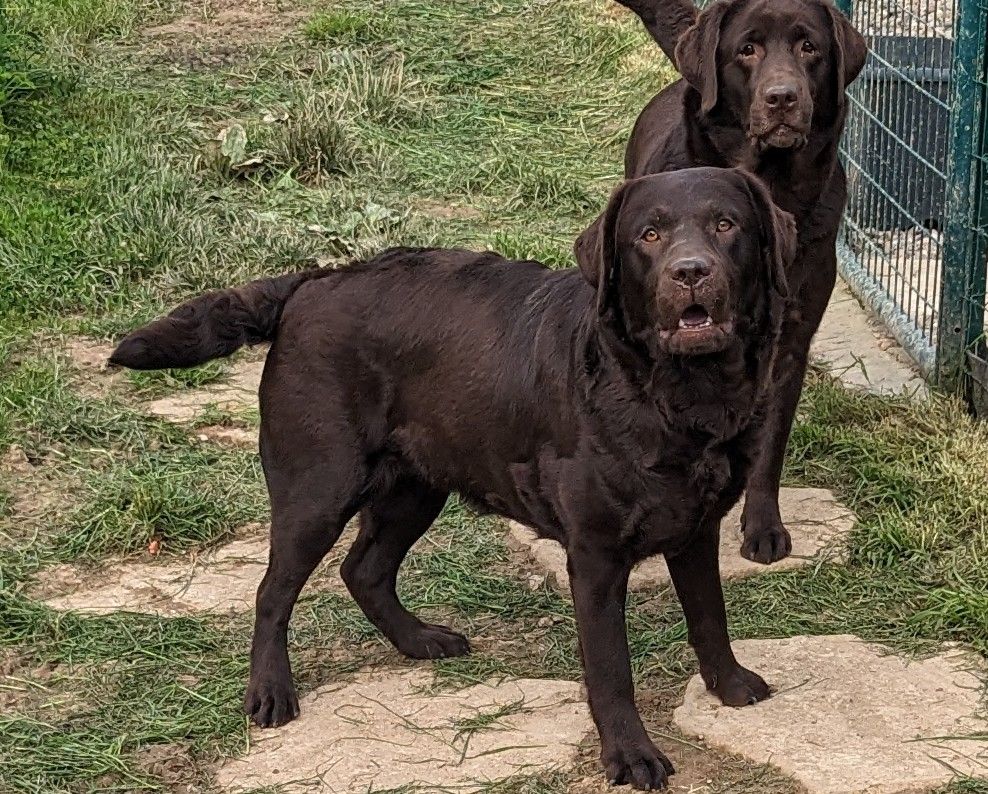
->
<box><xmin>57</xmin><ymin>446</ymin><xmax>266</xmax><ymax>560</ymax></box>
<box><xmin>303</xmin><ymin>9</ymin><xmax>378</xmax><ymax>44</ymax></box>
<box><xmin>2</xmin><ymin>0</ymin><xmax>988</xmax><ymax>791</ymax></box>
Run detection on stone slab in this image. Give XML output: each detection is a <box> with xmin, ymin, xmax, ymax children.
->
<box><xmin>215</xmin><ymin>669</ymin><xmax>592</xmax><ymax>792</ymax></box>
<box><xmin>674</xmin><ymin>635</ymin><xmax>988</xmax><ymax>794</ymax></box>
<box><xmin>145</xmin><ymin>357</ymin><xmax>264</xmax><ymax>422</ymax></box>
<box><xmin>36</xmin><ymin>525</ymin><xmax>350</xmax><ymax>616</ymax></box>
<box><xmin>507</xmin><ymin>487</ymin><xmax>855</xmax><ymax>593</ymax></box>
<box><xmin>812</xmin><ymin>281</ymin><xmax>926</xmax><ymax>396</ymax></box>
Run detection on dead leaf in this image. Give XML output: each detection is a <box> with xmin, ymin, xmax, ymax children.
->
<box><xmin>218</xmin><ymin>123</ymin><xmax>248</xmax><ymax>164</ymax></box>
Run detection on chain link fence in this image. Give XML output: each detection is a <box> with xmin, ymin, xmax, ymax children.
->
<box><xmin>836</xmin><ymin>0</ymin><xmax>988</xmax><ymax>410</ymax></box>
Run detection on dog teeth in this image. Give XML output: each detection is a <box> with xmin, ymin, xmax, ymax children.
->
<box><xmin>679</xmin><ymin>317</ymin><xmax>713</xmax><ymax>329</ymax></box>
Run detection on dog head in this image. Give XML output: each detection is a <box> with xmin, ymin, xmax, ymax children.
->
<box><xmin>575</xmin><ymin>167</ymin><xmax>795</xmax><ymax>357</ymax></box>
<box><xmin>675</xmin><ymin>0</ymin><xmax>867</xmax><ymax>149</ymax></box>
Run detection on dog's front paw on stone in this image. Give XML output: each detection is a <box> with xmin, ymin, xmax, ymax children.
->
<box><xmin>739</xmin><ymin>517</ymin><xmax>792</xmax><ymax>564</ymax></box>
<box><xmin>244</xmin><ymin>677</ymin><xmax>300</xmax><ymax>728</ymax></box>
<box><xmin>711</xmin><ymin>665</ymin><xmax>770</xmax><ymax>707</ymax></box>
<box><xmin>602</xmin><ymin>738</ymin><xmax>675</xmax><ymax>790</ymax></box>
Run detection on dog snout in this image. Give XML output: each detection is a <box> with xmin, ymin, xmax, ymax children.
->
<box><xmin>763</xmin><ymin>83</ymin><xmax>799</xmax><ymax>111</ymax></box>
<box><xmin>670</xmin><ymin>258</ymin><xmax>713</xmax><ymax>288</ymax></box>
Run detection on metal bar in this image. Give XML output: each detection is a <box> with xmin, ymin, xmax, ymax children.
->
<box><xmin>846</xmin><ymin>94</ymin><xmax>949</xmax><ymax>180</ymax></box>
<box><xmin>841</xmin><ymin>149</ymin><xmax>946</xmax><ymax>233</ymax></box>
<box><xmin>936</xmin><ymin>0</ymin><xmax>987</xmax><ymax>389</ymax></box>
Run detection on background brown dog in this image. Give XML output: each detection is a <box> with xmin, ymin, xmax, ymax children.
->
<box><xmin>619</xmin><ymin>0</ymin><xmax>867</xmax><ymax>564</ymax></box>
<box><xmin>110</xmin><ymin>168</ymin><xmax>795</xmax><ymax>790</ymax></box>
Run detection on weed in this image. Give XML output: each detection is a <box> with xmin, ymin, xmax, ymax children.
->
<box><xmin>303</xmin><ymin>10</ymin><xmax>379</xmax><ymax>44</ymax></box>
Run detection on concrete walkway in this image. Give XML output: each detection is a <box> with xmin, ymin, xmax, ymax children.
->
<box><xmin>812</xmin><ymin>280</ymin><xmax>927</xmax><ymax>395</ymax></box>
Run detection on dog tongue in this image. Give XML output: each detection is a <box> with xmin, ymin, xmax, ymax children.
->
<box><xmin>679</xmin><ymin>305</ymin><xmax>711</xmax><ymax>328</ymax></box>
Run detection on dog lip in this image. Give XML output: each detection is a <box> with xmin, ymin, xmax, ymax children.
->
<box><xmin>757</xmin><ymin>122</ymin><xmax>808</xmax><ymax>149</ymax></box>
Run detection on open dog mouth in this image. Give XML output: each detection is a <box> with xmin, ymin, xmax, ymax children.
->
<box><xmin>678</xmin><ymin>304</ymin><xmax>714</xmax><ymax>330</ymax></box>
<box><xmin>660</xmin><ymin>303</ymin><xmax>734</xmax><ymax>355</ymax></box>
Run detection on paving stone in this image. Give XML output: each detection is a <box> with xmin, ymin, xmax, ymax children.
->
<box><xmin>507</xmin><ymin>487</ymin><xmax>854</xmax><ymax>593</ymax></box>
<box><xmin>673</xmin><ymin>635</ymin><xmax>988</xmax><ymax>794</ymax></box>
<box><xmin>36</xmin><ymin>525</ymin><xmax>351</xmax><ymax>616</ymax></box>
<box><xmin>813</xmin><ymin>281</ymin><xmax>926</xmax><ymax>396</ymax></box>
<box><xmin>194</xmin><ymin>424</ymin><xmax>257</xmax><ymax>449</ymax></box>
<box><xmin>145</xmin><ymin>356</ymin><xmax>264</xmax><ymax>422</ymax></box>
<box><xmin>215</xmin><ymin>669</ymin><xmax>592</xmax><ymax>793</ymax></box>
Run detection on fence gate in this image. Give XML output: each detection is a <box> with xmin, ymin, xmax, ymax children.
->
<box><xmin>836</xmin><ymin>0</ymin><xmax>988</xmax><ymax>412</ymax></box>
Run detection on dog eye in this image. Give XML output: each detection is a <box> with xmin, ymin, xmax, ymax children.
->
<box><xmin>801</xmin><ymin>40</ymin><xmax>817</xmax><ymax>54</ymax></box>
<box><xmin>716</xmin><ymin>219</ymin><xmax>735</xmax><ymax>232</ymax></box>
<box><xmin>739</xmin><ymin>43</ymin><xmax>757</xmax><ymax>57</ymax></box>
<box><xmin>641</xmin><ymin>228</ymin><xmax>660</xmax><ymax>243</ymax></box>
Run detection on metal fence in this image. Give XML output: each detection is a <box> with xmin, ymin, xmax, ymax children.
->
<box><xmin>836</xmin><ymin>0</ymin><xmax>988</xmax><ymax>409</ymax></box>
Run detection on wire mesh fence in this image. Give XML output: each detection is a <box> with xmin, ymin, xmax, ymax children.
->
<box><xmin>837</xmin><ymin>0</ymin><xmax>987</xmax><ymax>407</ymax></box>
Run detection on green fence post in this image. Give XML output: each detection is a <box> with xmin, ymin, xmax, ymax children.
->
<box><xmin>835</xmin><ymin>0</ymin><xmax>853</xmax><ymax>17</ymax></box>
<box><xmin>937</xmin><ymin>0</ymin><xmax>987</xmax><ymax>391</ymax></box>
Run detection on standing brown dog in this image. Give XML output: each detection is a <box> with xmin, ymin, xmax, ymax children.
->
<box><xmin>110</xmin><ymin>168</ymin><xmax>795</xmax><ymax>790</ymax></box>
<box><xmin>616</xmin><ymin>0</ymin><xmax>867</xmax><ymax>564</ymax></box>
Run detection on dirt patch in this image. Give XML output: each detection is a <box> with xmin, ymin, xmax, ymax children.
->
<box><xmin>214</xmin><ymin>669</ymin><xmax>592</xmax><ymax>792</ymax></box>
<box><xmin>35</xmin><ymin>523</ymin><xmax>355</xmax><ymax>616</ymax></box>
<box><xmin>1</xmin><ymin>445</ymin><xmax>79</xmax><ymax>537</ymax></box>
<box><xmin>413</xmin><ymin>198</ymin><xmax>484</xmax><ymax>221</ymax></box>
<box><xmin>64</xmin><ymin>337</ymin><xmax>124</xmax><ymax>398</ymax></box>
<box><xmin>508</xmin><ymin>488</ymin><xmax>855</xmax><ymax>594</ymax></box>
<box><xmin>674</xmin><ymin>635</ymin><xmax>988</xmax><ymax>794</ymax></box>
<box><xmin>142</xmin><ymin>0</ymin><xmax>307</xmax><ymax>57</ymax></box>
<box><xmin>566</xmin><ymin>687</ymin><xmax>800</xmax><ymax>794</ymax></box>
<box><xmin>0</xmin><ymin>649</ymin><xmax>59</xmax><ymax>713</ymax></box>
<box><xmin>139</xmin><ymin>742</ymin><xmax>200</xmax><ymax>792</ymax></box>
<box><xmin>65</xmin><ymin>338</ymin><xmax>116</xmax><ymax>371</ymax></box>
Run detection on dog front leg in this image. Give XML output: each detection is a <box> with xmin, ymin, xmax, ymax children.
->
<box><xmin>567</xmin><ymin>544</ymin><xmax>674</xmax><ymax>790</ymax></box>
<box><xmin>665</xmin><ymin>521</ymin><xmax>770</xmax><ymax>706</ymax></box>
<box><xmin>741</xmin><ymin>280</ymin><xmax>830</xmax><ymax>564</ymax></box>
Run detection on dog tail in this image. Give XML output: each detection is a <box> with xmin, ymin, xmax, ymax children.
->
<box><xmin>109</xmin><ymin>268</ymin><xmax>332</xmax><ymax>370</ymax></box>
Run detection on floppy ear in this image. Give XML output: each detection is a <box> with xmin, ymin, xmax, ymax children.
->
<box><xmin>574</xmin><ymin>183</ymin><xmax>628</xmax><ymax>316</ymax></box>
<box><xmin>738</xmin><ymin>171</ymin><xmax>796</xmax><ymax>298</ymax></box>
<box><xmin>825</xmin><ymin>3</ymin><xmax>868</xmax><ymax>96</ymax></box>
<box><xmin>674</xmin><ymin>0</ymin><xmax>734</xmax><ymax>115</ymax></box>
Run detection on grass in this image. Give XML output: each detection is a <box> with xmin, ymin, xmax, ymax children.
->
<box><xmin>0</xmin><ymin>0</ymin><xmax>986</xmax><ymax>790</ymax></box>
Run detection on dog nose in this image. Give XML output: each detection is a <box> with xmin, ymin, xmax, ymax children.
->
<box><xmin>764</xmin><ymin>84</ymin><xmax>799</xmax><ymax>110</ymax></box>
<box><xmin>670</xmin><ymin>258</ymin><xmax>712</xmax><ymax>287</ymax></box>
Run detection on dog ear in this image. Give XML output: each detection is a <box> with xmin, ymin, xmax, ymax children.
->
<box><xmin>738</xmin><ymin>170</ymin><xmax>796</xmax><ymax>298</ymax></box>
<box><xmin>574</xmin><ymin>183</ymin><xmax>628</xmax><ymax>316</ymax></box>
<box><xmin>675</xmin><ymin>0</ymin><xmax>733</xmax><ymax>115</ymax></box>
<box><xmin>825</xmin><ymin>2</ymin><xmax>868</xmax><ymax>96</ymax></box>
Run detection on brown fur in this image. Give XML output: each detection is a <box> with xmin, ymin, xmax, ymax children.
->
<box><xmin>621</xmin><ymin>0</ymin><xmax>866</xmax><ymax>564</ymax></box>
<box><xmin>110</xmin><ymin>168</ymin><xmax>795</xmax><ymax>790</ymax></box>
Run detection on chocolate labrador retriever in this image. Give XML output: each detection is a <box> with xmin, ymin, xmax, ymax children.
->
<box><xmin>616</xmin><ymin>0</ymin><xmax>867</xmax><ymax>564</ymax></box>
<box><xmin>110</xmin><ymin>168</ymin><xmax>795</xmax><ymax>790</ymax></box>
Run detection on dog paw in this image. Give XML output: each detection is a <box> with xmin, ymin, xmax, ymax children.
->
<box><xmin>244</xmin><ymin>677</ymin><xmax>300</xmax><ymax>728</ymax></box>
<box><xmin>711</xmin><ymin>665</ymin><xmax>771</xmax><ymax>707</ymax></box>
<box><xmin>602</xmin><ymin>737</ymin><xmax>675</xmax><ymax>790</ymax></box>
<box><xmin>739</xmin><ymin>519</ymin><xmax>792</xmax><ymax>564</ymax></box>
<box><xmin>397</xmin><ymin>623</ymin><xmax>471</xmax><ymax>660</ymax></box>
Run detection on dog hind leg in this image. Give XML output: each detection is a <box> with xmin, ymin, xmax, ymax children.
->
<box><xmin>245</xmin><ymin>442</ymin><xmax>366</xmax><ymax>728</ymax></box>
<box><xmin>342</xmin><ymin>475</ymin><xmax>468</xmax><ymax>660</ymax></box>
